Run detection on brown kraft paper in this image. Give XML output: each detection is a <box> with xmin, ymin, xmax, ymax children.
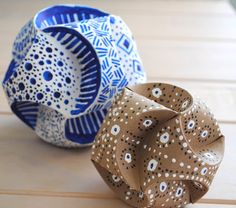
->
<box><xmin>91</xmin><ymin>83</ymin><xmax>224</xmax><ymax>208</ymax></box>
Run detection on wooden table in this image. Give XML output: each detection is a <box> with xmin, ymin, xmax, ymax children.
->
<box><xmin>0</xmin><ymin>0</ymin><xmax>235</xmax><ymax>207</ymax></box>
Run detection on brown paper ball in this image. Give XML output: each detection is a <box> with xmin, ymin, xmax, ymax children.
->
<box><xmin>91</xmin><ymin>83</ymin><xmax>224</xmax><ymax>208</ymax></box>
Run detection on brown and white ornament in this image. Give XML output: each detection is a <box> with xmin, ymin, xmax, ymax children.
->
<box><xmin>91</xmin><ymin>83</ymin><xmax>224</xmax><ymax>208</ymax></box>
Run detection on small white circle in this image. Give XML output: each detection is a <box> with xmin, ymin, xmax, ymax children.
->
<box><xmin>147</xmin><ymin>159</ymin><xmax>158</xmax><ymax>171</ymax></box>
<box><xmin>175</xmin><ymin>187</ymin><xmax>183</xmax><ymax>197</ymax></box>
<box><xmin>143</xmin><ymin>119</ymin><xmax>153</xmax><ymax>127</ymax></box>
<box><xmin>201</xmin><ymin>130</ymin><xmax>208</xmax><ymax>138</ymax></box>
<box><xmin>160</xmin><ymin>132</ymin><xmax>170</xmax><ymax>144</ymax></box>
<box><xmin>160</xmin><ymin>182</ymin><xmax>168</xmax><ymax>192</ymax></box>
<box><xmin>179</xmin><ymin>162</ymin><xmax>184</xmax><ymax>167</ymax></box>
<box><xmin>124</xmin><ymin>153</ymin><xmax>132</xmax><ymax>164</ymax></box>
<box><xmin>201</xmin><ymin>167</ymin><xmax>208</xmax><ymax>175</ymax></box>
<box><xmin>101</xmin><ymin>134</ymin><xmax>106</xmax><ymax>141</ymax></box>
<box><xmin>112</xmin><ymin>108</ymin><xmax>119</xmax><ymax>116</ymax></box>
<box><xmin>111</xmin><ymin>124</ymin><xmax>120</xmax><ymax>135</ymax></box>
<box><xmin>187</xmin><ymin>120</ymin><xmax>195</xmax><ymax>130</ymax></box>
<box><xmin>112</xmin><ymin>175</ymin><xmax>121</xmax><ymax>182</ymax></box>
<box><xmin>182</xmin><ymin>142</ymin><xmax>188</xmax><ymax>148</ymax></box>
<box><xmin>152</xmin><ymin>88</ymin><xmax>162</xmax><ymax>98</ymax></box>
<box><xmin>179</xmin><ymin>135</ymin><xmax>184</xmax><ymax>140</ymax></box>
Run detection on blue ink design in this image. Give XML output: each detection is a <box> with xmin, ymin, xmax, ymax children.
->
<box><xmin>25</xmin><ymin>62</ymin><xmax>33</xmax><ymax>71</ymax></box>
<box><xmin>43</xmin><ymin>71</ymin><xmax>53</xmax><ymax>81</ymax></box>
<box><xmin>2</xmin><ymin>4</ymin><xmax>146</xmax><ymax>147</ymax></box>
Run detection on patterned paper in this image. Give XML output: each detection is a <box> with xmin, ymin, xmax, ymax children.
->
<box><xmin>2</xmin><ymin>5</ymin><xmax>146</xmax><ymax>147</ymax></box>
<box><xmin>91</xmin><ymin>83</ymin><xmax>225</xmax><ymax>208</ymax></box>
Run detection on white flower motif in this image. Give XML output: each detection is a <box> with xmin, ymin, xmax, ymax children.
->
<box><xmin>124</xmin><ymin>153</ymin><xmax>132</xmax><ymax>163</ymax></box>
<box><xmin>159</xmin><ymin>182</ymin><xmax>168</xmax><ymax>192</ymax></box>
<box><xmin>160</xmin><ymin>132</ymin><xmax>169</xmax><ymax>144</ymax></box>
<box><xmin>201</xmin><ymin>130</ymin><xmax>208</xmax><ymax>138</ymax></box>
<box><xmin>175</xmin><ymin>187</ymin><xmax>183</xmax><ymax>197</ymax></box>
<box><xmin>194</xmin><ymin>182</ymin><xmax>203</xmax><ymax>188</ymax></box>
<box><xmin>143</xmin><ymin>119</ymin><xmax>153</xmax><ymax>127</ymax></box>
<box><xmin>181</xmin><ymin>100</ymin><xmax>189</xmax><ymax>109</ymax></box>
<box><xmin>139</xmin><ymin>192</ymin><xmax>144</xmax><ymax>198</ymax></box>
<box><xmin>112</xmin><ymin>175</ymin><xmax>121</xmax><ymax>182</ymax></box>
<box><xmin>152</xmin><ymin>88</ymin><xmax>162</xmax><ymax>98</ymax></box>
<box><xmin>187</xmin><ymin>120</ymin><xmax>195</xmax><ymax>130</ymax></box>
<box><xmin>111</xmin><ymin>124</ymin><xmax>120</xmax><ymax>135</ymax></box>
<box><xmin>147</xmin><ymin>159</ymin><xmax>158</xmax><ymax>171</ymax></box>
<box><xmin>201</xmin><ymin>167</ymin><xmax>208</xmax><ymax>175</ymax></box>
<box><xmin>204</xmin><ymin>152</ymin><xmax>214</xmax><ymax>159</ymax></box>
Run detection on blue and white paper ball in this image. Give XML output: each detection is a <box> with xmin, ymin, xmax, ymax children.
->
<box><xmin>2</xmin><ymin>5</ymin><xmax>146</xmax><ymax>147</ymax></box>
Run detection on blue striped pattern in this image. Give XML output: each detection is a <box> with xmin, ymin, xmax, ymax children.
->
<box><xmin>11</xmin><ymin>101</ymin><xmax>39</xmax><ymax>129</ymax></box>
<box><xmin>79</xmin><ymin>16</ymin><xmax>129</xmax><ymax>112</ymax></box>
<box><xmin>44</xmin><ymin>27</ymin><xmax>101</xmax><ymax>116</ymax></box>
<box><xmin>65</xmin><ymin>109</ymin><xmax>107</xmax><ymax>144</ymax></box>
<box><xmin>35</xmin><ymin>5</ymin><xmax>108</xmax><ymax>30</ymax></box>
<box><xmin>12</xmin><ymin>21</ymin><xmax>36</xmax><ymax>65</ymax></box>
<box><xmin>3</xmin><ymin>60</ymin><xmax>18</xmax><ymax>85</ymax></box>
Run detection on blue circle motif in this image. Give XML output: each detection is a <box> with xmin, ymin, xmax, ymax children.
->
<box><xmin>43</xmin><ymin>71</ymin><xmax>53</xmax><ymax>81</ymax></box>
<box><xmin>36</xmin><ymin>93</ymin><xmax>44</xmax><ymax>100</ymax></box>
<box><xmin>18</xmin><ymin>83</ymin><xmax>25</xmax><ymax>91</ymax></box>
<box><xmin>25</xmin><ymin>62</ymin><xmax>33</xmax><ymax>71</ymax></box>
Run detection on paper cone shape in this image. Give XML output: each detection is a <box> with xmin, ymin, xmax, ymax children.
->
<box><xmin>91</xmin><ymin>83</ymin><xmax>224</xmax><ymax>208</ymax></box>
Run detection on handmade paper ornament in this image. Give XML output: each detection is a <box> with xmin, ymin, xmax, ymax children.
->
<box><xmin>91</xmin><ymin>83</ymin><xmax>224</xmax><ymax>208</ymax></box>
<box><xmin>2</xmin><ymin>5</ymin><xmax>146</xmax><ymax>147</ymax></box>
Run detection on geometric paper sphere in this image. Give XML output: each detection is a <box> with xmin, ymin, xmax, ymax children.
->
<box><xmin>91</xmin><ymin>83</ymin><xmax>224</xmax><ymax>208</ymax></box>
<box><xmin>2</xmin><ymin>5</ymin><xmax>146</xmax><ymax>147</ymax></box>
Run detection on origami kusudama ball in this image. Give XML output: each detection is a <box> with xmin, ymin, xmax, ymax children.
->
<box><xmin>91</xmin><ymin>83</ymin><xmax>224</xmax><ymax>208</ymax></box>
<box><xmin>2</xmin><ymin>5</ymin><xmax>146</xmax><ymax>147</ymax></box>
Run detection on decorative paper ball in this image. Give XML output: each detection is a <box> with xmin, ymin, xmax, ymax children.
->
<box><xmin>2</xmin><ymin>5</ymin><xmax>146</xmax><ymax>147</ymax></box>
<box><xmin>91</xmin><ymin>83</ymin><xmax>225</xmax><ymax>208</ymax></box>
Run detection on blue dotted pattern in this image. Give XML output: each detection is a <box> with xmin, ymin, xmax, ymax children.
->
<box><xmin>2</xmin><ymin>5</ymin><xmax>146</xmax><ymax>147</ymax></box>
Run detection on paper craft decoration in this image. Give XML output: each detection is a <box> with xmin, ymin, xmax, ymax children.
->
<box><xmin>91</xmin><ymin>83</ymin><xmax>225</xmax><ymax>208</ymax></box>
<box><xmin>2</xmin><ymin>5</ymin><xmax>146</xmax><ymax>147</ymax></box>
